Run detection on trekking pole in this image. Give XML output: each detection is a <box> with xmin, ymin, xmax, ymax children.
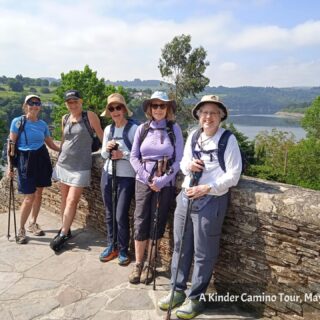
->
<box><xmin>111</xmin><ymin>142</ymin><xmax>119</xmax><ymax>252</ymax></box>
<box><xmin>145</xmin><ymin>191</ymin><xmax>161</xmax><ymax>289</ymax></box>
<box><xmin>165</xmin><ymin>169</ymin><xmax>202</xmax><ymax>320</ymax></box>
<box><xmin>7</xmin><ymin>142</ymin><xmax>17</xmax><ymax>242</ymax></box>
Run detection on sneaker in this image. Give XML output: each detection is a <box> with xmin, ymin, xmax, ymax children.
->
<box><xmin>118</xmin><ymin>250</ymin><xmax>131</xmax><ymax>266</ymax></box>
<box><xmin>158</xmin><ymin>290</ymin><xmax>186</xmax><ymax>311</ymax></box>
<box><xmin>175</xmin><ymin>298</ymin><xmax>205</xmax><ymax>319</ymax></box>
<box><xmin>99</xmin><ymin>245</ymin><xmax>118</xmax><ymax>262</ymax></box>
<box><xmin>53</xmin><ymin>229</ymin><xmax>72</xmax><ymax>241</ymax></box>
<box><xmin>140</xmin><ymin>263</ymin><xmax>155</xmax><ymax>285</ymax></box>
<box><xmin>27</xmin><ymin>222</ymin><xmax>45</xmax><ymax>236</ymax></box>
<box><xmin>16</xmin><ymin>228</ymin><xmax>27</xmax><ymax>244</ymax></box>
<box><xmin>50</xmin><ymin>234</ymin><xmax>68</xmax><ymax>252</ymax></box>
<box><xmin>128</xmin><ymin>263</ymin><xmax>143</xmax><ymax>284</ymax></box>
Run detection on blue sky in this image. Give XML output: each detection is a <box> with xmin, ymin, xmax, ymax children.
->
<box><xmin>1</xmin><ymin>0</ymin><xmax>320</xmax><ymax>87</ymax></box>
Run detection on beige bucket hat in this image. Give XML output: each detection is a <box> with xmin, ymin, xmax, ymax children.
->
<box><xmin>100</xmin><ymin>93</ymin><xmax>133</xmax><ymax>117</ymax></box>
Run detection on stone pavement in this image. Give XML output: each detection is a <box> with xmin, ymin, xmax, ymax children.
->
<box><xmin>0</xmin><ymin>210</ymin><xmax>259</xmax><ymax>320</ymax></box>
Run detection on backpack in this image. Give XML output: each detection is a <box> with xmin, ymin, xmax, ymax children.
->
<box><xmin>191</xmin><ymin>129</ymin><xmax>247</xmax><ymax>174</ymax></box>
<box><xmin>139</xmin><ymin>120</ymin><xmax>176</xmax><ymax>162</ymax></box>
<box><xmin>107</xmin><ymin>118</ymin><xmax>139</xmax><ymax>151</ymax></box>
<box><xmin>63</xmin><ymin>111</ymin><xmax>101</xmax><ymax>152</ymax></box>
<box><xmin>3</xmin><ymin>115</ymin><xmax>27</xmax><ymax>167</ymax></box>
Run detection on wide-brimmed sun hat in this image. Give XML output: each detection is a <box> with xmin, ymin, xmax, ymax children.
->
<box><xmin>100</xmin><ymin>93</ymin><xmax>133</xmax><ymax>117</ymax></box>
<box><xmin>192</xmin><ymin>95</ymin><xmax>228</xmax><ymax>121</ymax></box>
<box><xmin>142</xmin><ymin>91</ymin><xmax>177</xmax><ymax>113</ymax></box>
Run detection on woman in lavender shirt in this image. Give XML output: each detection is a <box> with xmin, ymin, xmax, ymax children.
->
<box><xmin>129</xmin><ymin>91</ymin><xmax>184</xmax><ymax>285</ymax></box>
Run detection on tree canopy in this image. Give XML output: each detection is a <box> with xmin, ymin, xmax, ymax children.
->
<box><xmin>301</xmin><ymin>96</ymin><xmax>320</xmax><ymax>139</ymax></box>
<box><xmin>158</xmin><ymin>34</ymin><xmax>209</xmax><ymax>109</ymax></box>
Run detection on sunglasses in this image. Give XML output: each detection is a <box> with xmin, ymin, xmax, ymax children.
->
<box><xmin>151</xmin><ymin>103</ymin><xmax>167</xmax><ymax>110</ymax></box>
<box><xmin>27</xmin><ymin>101</ymin><xmax>41</xmax><ymax>107</ymax></box>
<box><xmin>108</xmin><ymin>105</ymin><xmax>123</xmax><ymax>112</ymax></box>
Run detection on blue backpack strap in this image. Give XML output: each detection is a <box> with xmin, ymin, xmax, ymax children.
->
<box><xmin>82</xmin><ymin>111</ymin><xmax>94</xmax><ymax>138</ymax></box>
<box><xmin>191</xmin><ymin>128</ymin><xmax>202</xmax><ymax>159</ymax></box>
<box><xmin>218</xmin><ymin>129</ymin><xmax>232</xmax><ymax>172</ymax></box>
<box><xmin>108</xmin><ymin>123</ymin><xmax>115</xmax><ymax>141</ymax></box>
<box><xmin>122</xmin><ymin>119</ymin><xmax>135</xmax><ymax>150</ymax></box>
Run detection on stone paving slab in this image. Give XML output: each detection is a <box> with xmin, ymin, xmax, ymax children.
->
<box><xmin>0</xmin><ymin>210</ymin><xmax>259</xmax><ymax>320</ymax></box>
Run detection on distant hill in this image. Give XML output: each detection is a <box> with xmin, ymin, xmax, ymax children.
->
<box><xmin>2</xmin><ymin>75</ymin><xmax>320</xmax><ymax>115</ymax></box>
<box><xmin>104</xmin><ymin>79</ymin><xmax>320</xmax><ymax>114</ymax></box>
<box><xmin>199</xmin><ymin>86</ymin><xmax>320</xmax><ymax>114</ymax></box>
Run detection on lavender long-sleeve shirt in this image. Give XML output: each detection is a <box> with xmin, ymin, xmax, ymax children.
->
<box><xmin>130</xmin><ymin>119</ymin><xmax>184</xmax><ymax>189</ymax></box>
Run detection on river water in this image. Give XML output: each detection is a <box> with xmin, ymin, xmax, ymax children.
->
<box><xmin>227</xmin><ymin>114</ymin><xmax>306</xmax><ymax>141</ymax></box>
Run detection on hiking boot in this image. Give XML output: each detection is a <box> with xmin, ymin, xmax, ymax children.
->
<box><xmin>128</xmin><ymin>263</ymin><xmax>143</xmax><ymax>284</ymax></box>
<box><xmin>118</xmin><ymin>249</ymin><xmax>131</xmax><ymax>266</ymax></box>
<box><xmin>99</xmin><ymin>245</ymin><xmax>118</xmax><ymax>262</ymax></box>
<box><xmin>27</xmin><ymin>222</ymin><xmax>45</xmax><ymax>236</ymax></box>
<box><xmin>158</xmin><ymin>290</ymin><xmax>186</xmax><ymax>311</ymax></box>
<box><xmin>16</xmin><ymin>228</ymin><xmax>27</xmax><ymax>244</ymax></box>
<box><xmin>50</xmin><ymin>233</ymin><xmax>68</xmax><ymax>252</ymax></box>
<box><xmin>140</xmin><ymin>263</ymin><xmax>155</xmax><ymax>285</ymax></box>
<box><xmin>175</xmin><ymin>298</ymin><xmax>205</xmax><ymax>319</ymax></box>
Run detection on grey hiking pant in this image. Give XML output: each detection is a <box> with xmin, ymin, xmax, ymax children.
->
<box><xmin>170</xmin><ymin>190</ymin><xmax>229</xmax><ymax>299</ymax></box>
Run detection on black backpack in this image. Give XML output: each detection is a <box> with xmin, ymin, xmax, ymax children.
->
<box><xmin>2</xmin><ymin>115</ymin><xmax>27</xmax><ymax>167</ymax></box>
<box><xmin>191</xmin><ymin>129</ymin><xmax>247</xmax><ymax>174</ymax></box>
<box><xmin>139</xmin><ymin>120</ymin><xmax>176</xmax><ymax>162</ymax></box>
<box><xmin>63</xmin><ymin>111</ymin><xmax>101</xmax><ymax>152</ymax></box>
<box><xmin>107</xmin><ymin>118</ymin><xmax>139</xmax><ymax>151</ymax></box>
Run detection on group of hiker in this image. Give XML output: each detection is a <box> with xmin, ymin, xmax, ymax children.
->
<box><xmin>7</xmin><ymin>89</ymin><xmax>242</xmax><ymax>319</ymax></box>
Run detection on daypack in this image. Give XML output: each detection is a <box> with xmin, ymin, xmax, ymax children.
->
<box><xmin>63</xmin><ymin>111</ymin><xmax>101</xmax><ymax>152</ymax></box>
<box><xmin>191</xmin><ymin>129</ymin><xmax>247</xmax><ymax>174</ymax></box>
<box><xmin>2</xmin><ymin>115</ymin><xmax>27</xmax><ymax>166</ymax></box>
<box><xmin>139</xmin><ymin>120</ymin><xmax>176</xmax><ymax>162</ymax></box>
<box><xmin>107</xmin><ymin>118</ymin><xmax>139</xmax><ymax>151</ymax></box>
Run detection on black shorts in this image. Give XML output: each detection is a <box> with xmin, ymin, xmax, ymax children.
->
<box><xmin>17</xmin><ymin>145</ymin><xmax>52</xmax><ymax>194</ymax></box>
<box><xmin>133</xmin><ymin>180</ymin><xmax>175</xmax><ymax>241</ymax></box>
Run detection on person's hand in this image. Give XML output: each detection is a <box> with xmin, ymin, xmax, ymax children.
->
<box><xmin>189</xmin><ymin>158</ymin><xmax>205</xmax><ymax>172</ymax></box>
<box><xmin>185</xmin><ymin>184</ymin><xmax>210</xmax><ymax>199</ymax></box>
<box><xmin>106</xmin><ymin>140</ymin><xmax>118</xmax><ymax>151</ymax></box>
<box><xmin>111</xmin><ymin>149</ymin><xmax>123</xmax><ymax>160</ymax></box>
<box><xmin>7</xmin><ymin>167</ymin><xmax>14</xmax><ymax>178</ymax></box>
<box><xmin>149</xmin><ymin>180</ymin><xmax>160</xmax><ymax>192</ymax></box>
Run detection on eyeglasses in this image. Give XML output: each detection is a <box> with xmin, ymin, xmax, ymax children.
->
<box><xmin>151</xmin><ymin>103</ymin><xmax>167</xmax><ymax>110</ymax></box>
<box><xmin>199</xmin><ymin>111</ymin><xmax>220</xmax><ymax>117</ymax></box>
<box><xmin>108</xmin><ymin>105</ymin><xmax>122</xmax><ymax>112</ymax></box>
<box><xmin>27</xmin><ymin>101</ymin><xmax>41</xmax><ymax>107</ymax></box>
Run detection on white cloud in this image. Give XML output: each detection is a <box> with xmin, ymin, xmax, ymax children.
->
<box><xmin>212</xmin><ymin>59</ymin><xmax>320</xmax><ymax>87</ymax></box>
<box><xmin>228</xmin><ymin>20</ymin><xmax>320</xmax><ymax>50</ymax></box>
<box><xmin>0</xmin><ymin>1</ymin><xmax>319</xmax><ymax>87</ymax></box>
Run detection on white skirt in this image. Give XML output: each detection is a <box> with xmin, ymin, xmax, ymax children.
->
<box><xmin>52</xmin><ymin>164</ymin><xmax>91</xmax><ymax>187</ymax></box>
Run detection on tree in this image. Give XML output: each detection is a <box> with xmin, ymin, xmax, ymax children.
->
<box><xmin>286</xmin><ymin>138</ymin><xmax>320</xmax><ymax>190</ymax></box>
<box><xmin>51</xmin><ymin>65</ymin><xmax>130</xmax><ymax>139</ymax></box>
<box><xmin>250</xmin><ymin>129</ymin><xmax>296</xmax><ymax>182</ymax></box>
<box><xmin>158</xmin><ymin>34</ymin><xmax>209</xmax><ymax>110</ymax></box>
<box><xmin>301</xmin><ymin>96</ymin><xmax>320</xmax><ymax>139</ymax></box>
<box><xmin>8</xmin><ymin>79</ymin><xmax>24</xmax><ymax>92</ymax></box>
<box><xmin>52</xmin><ymin>65</ymin><xmax>107</xmax><ymax>139</ymax></box>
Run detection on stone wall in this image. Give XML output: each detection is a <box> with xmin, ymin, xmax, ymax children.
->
<box><xmin>0</xmin><ymin>151</ymin><xmax>319</xmax><ymax>319</ymax></box>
